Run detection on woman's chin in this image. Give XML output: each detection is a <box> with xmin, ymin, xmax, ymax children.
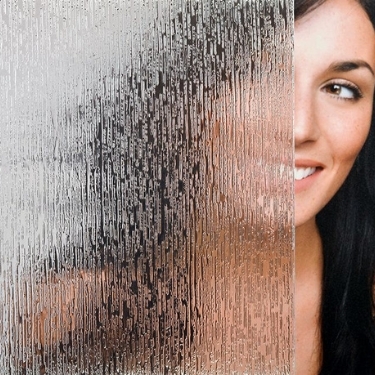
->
<box><xmin>295</xmin><ymin>211</ymin><xmax>317</xmax><ymax>231</ymax></box>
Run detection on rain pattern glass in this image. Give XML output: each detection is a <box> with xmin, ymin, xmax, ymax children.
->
<box><xmin>0</xmin><ymin>0</ymin><xmax>293</xmax><ymax>374</ymax></box>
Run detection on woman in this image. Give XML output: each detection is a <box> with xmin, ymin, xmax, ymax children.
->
<box><xmin>295</xmin><ymin>0</ymin><xmax>375</xmax><ymax>374</ymax></box>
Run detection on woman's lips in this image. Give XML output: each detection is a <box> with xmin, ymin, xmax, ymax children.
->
<box><xmin>294</xmin><ymin>165</ymin><xmax>323</xmax><ymax>193</ymax></box>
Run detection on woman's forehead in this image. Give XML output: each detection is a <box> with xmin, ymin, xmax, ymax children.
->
<box><xmin>295</xmin><ymin>0</ymin><xmax>375</xmax><ymax>68</ymax></box>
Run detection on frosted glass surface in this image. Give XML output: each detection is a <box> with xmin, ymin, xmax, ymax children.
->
<box><xmin>0</xmin><ymin>1</ymin><xmax>293</xmax><ymax>374</ymax></box>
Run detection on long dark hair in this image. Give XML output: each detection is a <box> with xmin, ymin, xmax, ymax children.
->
<box><xmin>295</xmin><ymin>1</ymin><xmax>375</xmax><ymax>373</ymax></box>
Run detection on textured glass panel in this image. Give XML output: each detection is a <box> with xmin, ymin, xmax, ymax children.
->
<box><xmin>0</xmin><ymin>1</ymin><xmax>293</xmax><ymax>374</ymax></box>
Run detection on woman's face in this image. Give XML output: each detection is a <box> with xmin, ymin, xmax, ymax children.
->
<box><xmin>295</xmin><ymin>0</ymin><xmax>375</xmax><ymax>228</ymax></box>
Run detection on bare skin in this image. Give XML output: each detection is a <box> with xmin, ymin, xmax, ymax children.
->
<box><xmin>295</xmin><ymin>219</ymin><xmax>323</xmax><ymax>375</ymax></box>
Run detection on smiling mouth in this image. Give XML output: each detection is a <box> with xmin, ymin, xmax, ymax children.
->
<box><xmin>294</xmin><ymin>167</ymin><xmax>317</xmax><ymax>181</ymax></box>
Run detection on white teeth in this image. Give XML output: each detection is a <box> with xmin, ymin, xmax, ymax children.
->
<box><xmin>294</xmin><ymin>167</ymin><xmax>316</xmax><ymax>181</ymax></box>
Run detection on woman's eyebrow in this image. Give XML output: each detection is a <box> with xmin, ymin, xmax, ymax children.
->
<box><xmin>329</xmin><ymin>60</ymin><xmax>375</xmax><ymax>76</ymax></box>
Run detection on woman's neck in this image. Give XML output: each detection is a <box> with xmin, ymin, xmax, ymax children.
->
<box><xmin>296</xmin><ymin>218</ymin><xmax>323</xmax><ymax>282</ymax></box>
<box><xmin>295</xmin><ymin>218</ymin><xmax>324</xmax><ymax>375</ymax></box>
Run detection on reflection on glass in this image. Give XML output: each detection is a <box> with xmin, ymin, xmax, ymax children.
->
<box><xmin>0</xmin><ymin>1</ymin><xmax>293</xmax><ymax>374</ymax></box>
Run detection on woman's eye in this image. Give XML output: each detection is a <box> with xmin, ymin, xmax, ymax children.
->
<box><xmin>323</xmin><ymin>83</ymin><xmax>361</xmax><ymax>100</ymax></box>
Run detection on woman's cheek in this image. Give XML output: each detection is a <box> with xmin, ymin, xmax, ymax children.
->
<box><xmin>330</xmin><ymin>113</ymin><xmax>371</xmax><ymax>163</ymax></box>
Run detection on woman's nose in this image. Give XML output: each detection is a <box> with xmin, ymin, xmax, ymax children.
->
<box><xmin>294</xmin><ymin>90</ymin><xmax>321</xmax><ymax>147</ymax></box>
